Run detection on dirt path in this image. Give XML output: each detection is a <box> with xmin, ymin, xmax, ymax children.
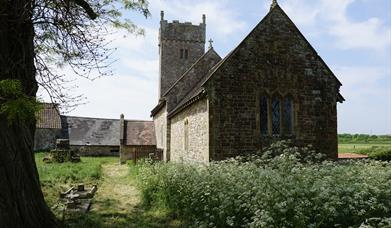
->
<box><xmin>72</xmin><ymin>162</ymin><xmax>179</xmax><ymax>228</ymax></box>
<box><xmin>91</xmin><ymin>163</ymin><xmax>140</xmax><ymax>216</ymax></box>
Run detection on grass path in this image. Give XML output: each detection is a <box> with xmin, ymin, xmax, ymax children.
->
<box><xmin>66</xmin><ymin>162</ymin><xmax>180</xmax><ymax>228</ymax></box>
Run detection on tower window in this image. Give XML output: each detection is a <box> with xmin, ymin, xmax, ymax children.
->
<box><xmin>180</xmin><ymin>49</ymin><xmax>189</xmax><ymax>59</ymax></box>
<box><xmin>180</xmin><ymin>49</ymin><xmax>184</xmax><ymax>59</ymax></box>
<box><xmin>260</xmin><ymin>96</ymin><xmax>268</xmax><ymax>135</ymax></box>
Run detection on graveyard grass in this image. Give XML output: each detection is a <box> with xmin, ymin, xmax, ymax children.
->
<box><xmin>35</xmin><ymin>153</ymin><xmax>181</xmax><ymax>227</ymax></box>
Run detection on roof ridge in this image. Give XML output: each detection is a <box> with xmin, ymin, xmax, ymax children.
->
<box><xmin>199</xmin><ymin>9</ymin><xmax>275</xmax><ymax>88</ymax></box>
<box><xmin>199</xmin><ymin>4</ymin><xmax>342</xmax><ymax>89</ymax></box>
<box><xmin>64</xmin><ymin>115</ymin><xmax>120</xmax><ymax>121</ymax></box>
<box><xmin>125</xmin><ymin>119</ymin><xmax>153</xmax><ymax>122</ymax></box>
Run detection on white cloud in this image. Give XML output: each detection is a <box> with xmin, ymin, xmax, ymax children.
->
<box><xmin>108</xmin><ymin>27</ymin><xmax>158</xmax><ymax>54</ymax></box>
<box><xmin>282</xmin><ymin>0</ymin><xmax>391</xmax><ymax>52</ymax></box>
<box><xmin>148</xmin><ymin>0</ymin><xmax>247</xmax><ymax>39</ymax></box>
<box><xmin>335</xmin><ymin>65</ymin><xmax>391</xmax><ymax>134</ymax></box>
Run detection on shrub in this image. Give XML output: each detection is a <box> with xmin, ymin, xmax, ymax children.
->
<box><xmin>136</xmin><ymin>143</ymin><xmax>391</xmax><ymax>227</ymax></box>
<box><xmin>368</xmin><ymin>147</ymin><xmax>391</xmax><ymax>161</ymax></box>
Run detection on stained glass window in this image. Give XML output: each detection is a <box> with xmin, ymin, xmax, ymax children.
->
<box><xmin>260</xmin><ymin>96</ymin><xmax>268</xmax><ymax>135</ymax></box>
<box><xmin>284</xmin><ymin>97</ymin><xmax>293</xmax><ymax>135</ymax></box>
<box><xmin>272</xmin><ymin>97</ymin><xmax>280</xmax><ymax>135</ymax></box>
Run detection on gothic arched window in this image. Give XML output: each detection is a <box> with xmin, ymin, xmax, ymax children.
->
<box><xmin>284</xmin><ymin>97</ymin><xmax>294</xmax><ymax>135</ymax></box>
<box><xmin>272</xmin><ymin>96</ymin><xmax>281</xmax><ymax>135</ymax></box>
<box><xmin>260</xmin><ymin>96</ymin><xmax>268</xmax><ymax>135</ymax></box>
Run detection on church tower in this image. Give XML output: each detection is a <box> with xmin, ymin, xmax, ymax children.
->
<box><xmin>158</xmin><ymin>11</ymin><xmax>206</xmax><ymax>98</ymax></box>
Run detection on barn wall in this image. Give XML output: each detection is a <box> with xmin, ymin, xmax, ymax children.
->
<box><xmin>70</xmin><ymin>145</ymin><xmax>119</xmax><ymax>156</ymax></box>
<box><xmin>34</xmin><ymin>128</ymin><xmax>63</xmax><ymax>151</ymax></box>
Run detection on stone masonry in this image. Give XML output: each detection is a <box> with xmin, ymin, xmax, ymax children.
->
<box><xmin>152</xmin><ymin>2</ymin><xmax>343</xmax><ymax>163</ymax></box>
<box><xmin>159</xmin><ymin>11</ymin><xmax>206</xmax><ymax>97</ymax></box>
<box><xmin>204</xmin><ymin>4</ymin><xmax>342</xmax><ymax>159</ymax></box>
<box><xmin>170</xmin><ymin>98</ymin><xmax>209</xmax><ymax>163</ymax></box>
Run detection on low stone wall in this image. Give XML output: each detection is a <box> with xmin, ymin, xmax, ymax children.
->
<box><xmin>34</xmin><ymin>128</ymin><xmax>63</xmax><ymax>151</ymax></box>
<box><xmin>71</xmin><ymin>145</ymin><xmax>119</xmax><ymax>157</ymax></box>
<box><xmin>120</xmin><ymin>145</ymin><xmax>158</xmax><ymax>163</ymax></box>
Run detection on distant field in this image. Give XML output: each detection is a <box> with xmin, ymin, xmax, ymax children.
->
<box><xmin>338</xmin><ymin>143</ymin><xmax>391</xmax><ymax>154</ymax></box>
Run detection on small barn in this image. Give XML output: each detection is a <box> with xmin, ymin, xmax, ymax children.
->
<box><xmin>61</xmin><ymin>116</ymin><xmax>121</xmax><ymax>156</ymax></box>
<box><xmin>34</xmin><ymin>103</ymin><xmax>63</xmax><ymax>151</ymax></box>
<box><xmin>119</xmin><ymin>115</ymin><xmax>158</xmax><ymax>163</ymax></box>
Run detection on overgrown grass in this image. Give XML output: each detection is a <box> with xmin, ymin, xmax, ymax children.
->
<box><xmin>338</xmin><ymin>143</ymin><xmax>391</xmax><ymax>153</ymax></box>
<box><xmin>136</xmin><ymin>147</ymin><xmax>391</xmax><ymax>227</ymax></box>
<box><xmin>339</xmin><ymin>144</ymin><xmax>391</xmax><ymax>160</ymax></box>
<box><xmin>35</xmin><ymin>154</ymin><xmax>180</xmax><ymax>227</ymax></box>
<box><xmin>35</xmin><ymin>153</ymin><xmax>117</xmax><ymax>210</ymax></box>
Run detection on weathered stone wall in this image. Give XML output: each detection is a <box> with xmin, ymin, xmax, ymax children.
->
<box><xmin>34</xmin><ymin>128</ymin><xmax>63</xmax><ymax>151</ymax></box>
<box><xmin>205</xmin><ymin>6</ymin><xmax>340</xmax><ymax>160</ymax></box>
<box><xmin>120</xmin><ymin>145</ymin><xmax>157</xmax><ymax>163</ymax></box>
<box><xmin>170</xmin><ymin>98</ymin><xmax>209</xmax><ymax>163</ymax></box>
<box><xmin>153</xmin><ymin>105</ymin><xmax>168</xmax><ymax>161</ymax></box>
<box><xmin>159</xmin><ymin>18</ymin><xmax>206</xmax><ymax>97</ymax></box>
<box><xmin>70</xmin><ymin>145</ymin><xmax>119</xmax><ymax>156</ymax></box>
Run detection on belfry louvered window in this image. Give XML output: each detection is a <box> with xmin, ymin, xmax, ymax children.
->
<box><xmin>260</xmin><ymin>96</ymin><xmax>268</xmax><ymax>135</ymax></box>
<box><xmin>284</xmin><ymin>97</ymin><xmax>293</xmax><ymax>135</ymax></box>
<box><xmin>272</xmin><ymin>97</ymin><xmax>281</xmax><ymax>135</ymax></box>
<box><xmin>180</xmin><ymin>49</ymin><xmax>184</xmax><ymax>59</ymax></box>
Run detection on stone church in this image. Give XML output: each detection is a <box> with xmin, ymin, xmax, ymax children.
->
<box><xmin>151</xmin><ymin>0</ymin><xmax>344</xmax><ymax>163</ymax></box>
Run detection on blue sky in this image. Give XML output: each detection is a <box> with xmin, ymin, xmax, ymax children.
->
<box><xmin>38</xmin><ymin>0</ymin><xmax>391</xmax><ymax>134</ymax></box>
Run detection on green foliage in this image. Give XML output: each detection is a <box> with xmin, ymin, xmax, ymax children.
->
<box><xmin>0</xmin><ymin>79</ymin><xmax>41</xmax><ymax>123</ymax></box>
<box><xmin>339</xmin><ymin>134</ymin><xmax>391</xmax><ymax>144</ymax></box>
<box><xmin>360</xmin><ymin>146</ymin><xmax>391</xmax><ymax>161</ymax></box>
<box><xmin>136</xmin><ymin>143</ymin><xmax>391</xmax><ymax>227</ymax></box>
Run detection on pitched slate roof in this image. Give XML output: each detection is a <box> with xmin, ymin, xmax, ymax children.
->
<box><xmin>36</xmin><ymin>103</ymin><xmax>62</xmax><ymax>129</ymax></box>
<box><xmin>62</xmin><ymin>116</ymin><xmax>120</xmax><ymax>146</ymax></box>
<box><xmin>151</xmin><ymin>48</ymin><xmax>221</xmax><ymax>117</ymax></box>
<box><xmin>125</xmin><ymin>120</ymin><xmax>156</xmax><ymax>146</ymax></box>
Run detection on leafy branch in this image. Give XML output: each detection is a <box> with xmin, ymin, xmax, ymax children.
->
<box><xmin>0</xmin><ymin>80</ymin><xmax>41</xmax><ymax>123</ymax></box>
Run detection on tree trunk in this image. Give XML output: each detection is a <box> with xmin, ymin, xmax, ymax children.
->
<box><xmin>0</xmin><ymin>0</ymin><xmax>58</xmax><ymax>227</ymax></box>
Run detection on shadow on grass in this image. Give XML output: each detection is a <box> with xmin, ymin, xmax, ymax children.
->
<box><xmin>62</xmin><ymin>198</ymin><xmax>182</xmax><ymax>228</ymax></box>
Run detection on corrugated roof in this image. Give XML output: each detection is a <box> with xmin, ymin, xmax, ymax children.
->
<box><xmin>125</xmin><ymin>120</ymin><xmax>156</xmax><ymax>146</ymax></box>
<box><xmin>36</xmin><ymin>103</ymin><xmax>62</xmax><ymax>129</ymax></box>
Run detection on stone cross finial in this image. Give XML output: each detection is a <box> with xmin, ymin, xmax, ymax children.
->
<box><xmin>208</xmin><ymin>39</ymin><xmax>214</xmax><ymax>49</ymax></box>
<box><xmin>271</xmin><ymin>0</ymin><xmax>278</xmax><ymax>9</ymax></box>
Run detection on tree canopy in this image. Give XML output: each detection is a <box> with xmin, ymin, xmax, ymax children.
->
<box><xmin>33</xmin><ymin>0</ymin><xmax>151</xmax><ymax>111</ymax></box>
